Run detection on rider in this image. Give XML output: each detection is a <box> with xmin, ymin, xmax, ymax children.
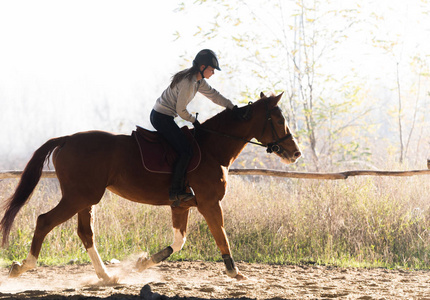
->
<box><xmin>150</xmin><ymin>49</ymin><xmax>235</xmax><ymax>204</ymax></box>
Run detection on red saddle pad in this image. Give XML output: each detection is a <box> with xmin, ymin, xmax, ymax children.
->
<box><xmin>132</xmin><ymin>126</ymin><xmax>201</xmax><ymax>174</ymax></box>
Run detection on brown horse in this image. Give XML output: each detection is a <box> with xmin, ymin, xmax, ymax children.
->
<box><xmin>0</xmin><ymin>92</ymin><xmax>301</xmax><ymax>282</ymax></box>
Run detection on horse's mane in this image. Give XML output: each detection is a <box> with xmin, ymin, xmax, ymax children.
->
<box><xmin>201</xmin><ymin>107</ymin><xmax>232</xmax><ymax>131</ymax></box>
<box><xmin>196</xmin><ymin>95</ymin><xmax>274</xmax><ymax>143</ymax></box>
<box><xmin>201</xmin><ymin>94</ymin><xmax>275</xmax><ymax>131</ymax></box>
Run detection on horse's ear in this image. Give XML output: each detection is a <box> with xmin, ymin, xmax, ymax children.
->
<box><xmin>260</xmin><ymin>92</ymin><xmax>266</xmax><ymax>98</ymax></box>
<box><xmin>270</xmin><ymin>92</ymin><xmax>284</xmax><ymax>106</ymax></box>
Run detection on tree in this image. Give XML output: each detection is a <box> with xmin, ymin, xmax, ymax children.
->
<box><xmin>371</xmin><ymin>2</ymin><xmax>430</xmax><ymax>166</ymax></box>
<box><xmin>178</xmin><ymin>0</ymin><xmax>374</xmax><ymax>170</ymax></box>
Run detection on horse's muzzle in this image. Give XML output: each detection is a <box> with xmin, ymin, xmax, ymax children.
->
<box><xmin>282</xmin><ymin>150</ymin><xmax>301</xmax><ymax>164</ymax></box>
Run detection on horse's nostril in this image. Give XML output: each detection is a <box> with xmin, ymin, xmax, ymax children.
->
<box><xmin>294</xmin><ymin>151</ymin><xmax>301</xmax><ymax>158</ymax></box>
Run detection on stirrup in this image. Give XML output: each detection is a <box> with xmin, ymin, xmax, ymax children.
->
<box><xmin>169</xmin><ymin>188</ymin><xmax>195</xmax><ymax>207</ymax></box>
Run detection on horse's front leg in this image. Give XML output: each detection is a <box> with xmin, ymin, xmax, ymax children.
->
<box><xmin>136</xmin><ymin>206</ymin><xmax>189</xmax><ymax>271</ymax></box>
<box><xmin>197</xmin><ymin>201</ymin><xmax>247</xmax><ymax>280</ymax></box>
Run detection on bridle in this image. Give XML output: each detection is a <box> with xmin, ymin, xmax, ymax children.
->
<box><xmin>259</xmin><ymin>101</ymin><xmax>292</xmax><ymax>154</ymax></box>
<box><xmin>198</xmin><ymin>101</ymin><xmax>292</xmax><ymax>154</ymax></box>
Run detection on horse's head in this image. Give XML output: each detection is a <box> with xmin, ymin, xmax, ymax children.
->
<box><xmin>199</xmin><ymin>92</ymin><xmax>301</xmax><ymax>165</ymax></box>
<box><xmin>252</xmin><ymin>92</ymin><xmax>301</xmax><ymax>164</ymax></box>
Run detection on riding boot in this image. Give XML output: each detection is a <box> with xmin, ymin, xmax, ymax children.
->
<box><xmin>169</xmin><ymin>153</ymin><xmax>195</xmax><ymax>206</ymax></box>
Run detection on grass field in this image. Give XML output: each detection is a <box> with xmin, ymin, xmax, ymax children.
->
<box><xmin>1</xmin><ymin>174</ymin><xmax>430</xmax><ymax>270</ymax></box>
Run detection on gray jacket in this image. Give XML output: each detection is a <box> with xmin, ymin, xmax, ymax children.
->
<box><xmin>153</xmin><ymin>75</ymin><xmax>234</xmax><ymax>123</ymax></box>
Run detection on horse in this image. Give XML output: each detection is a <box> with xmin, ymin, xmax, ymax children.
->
<box><xmin>0</xmin><ymin>92</ymin><xmax>301</xmax><ymax>282</ymax></box>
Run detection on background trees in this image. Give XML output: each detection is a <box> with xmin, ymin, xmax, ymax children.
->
<box><xmin>177</xmin><ymin>0</ymin><xmax>430</xmax><ymax>171</ymax></box>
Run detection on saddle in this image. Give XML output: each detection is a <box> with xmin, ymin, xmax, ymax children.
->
<box><xmin>132</xmin><ymin>126</ymin><xmax>201</xmax><ymax>174</ymax></box>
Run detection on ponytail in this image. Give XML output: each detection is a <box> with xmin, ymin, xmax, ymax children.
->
<box><xmin>170</xmin><ymin>64</ymin><xmax>199</xmax><ymax>89</ymax></box>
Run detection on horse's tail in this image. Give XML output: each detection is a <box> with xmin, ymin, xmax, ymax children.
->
<box><xmin>0</xmin><ymin>136</ymin><xmax>67</xmax><ymax>247</ymax></box>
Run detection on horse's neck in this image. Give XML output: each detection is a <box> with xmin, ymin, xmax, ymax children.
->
<box><xmin>201</xmin><ymin>134</ymin><xmax>249</xmax><ymax>168</ymax></box>
<box><xmin>199</xmin><ymin>113</ymin><xmax>254</xmax><ymax>167</ymax></box>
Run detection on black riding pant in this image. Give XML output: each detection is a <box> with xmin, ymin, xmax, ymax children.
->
<box><xmin>150</xmin><ymin>109</ymin><xmax>192</xmax><ymax>190</ymax></box>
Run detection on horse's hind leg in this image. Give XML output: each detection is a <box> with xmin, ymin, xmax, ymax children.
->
<box><xmin>136</xmin><ymin>207</ymin><xmax>189</xmax><ymax>271</ymax></box>
<box><xmin>77</xmin><ymin>207</ymin><xmax>118</xmax><ymax>283</ymax></box>
<box><xmin>9</xmin><ymin>198</ymin><xmax>81</xmax><ymax>278</ymax></box>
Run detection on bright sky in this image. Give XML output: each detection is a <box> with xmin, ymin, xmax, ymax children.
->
<box><xmin>0</xmin><ymin>0</ymin><xmax>207</xmax><ymax>165</ymax></box>
<box><xmin>0</xmin><ymin>0</ymin><xmax>190</xmax><ymax>104</ymax></box>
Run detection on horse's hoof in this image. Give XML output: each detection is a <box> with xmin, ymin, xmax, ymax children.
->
<box><xmin>8</xmin><ymin>261</ymin><xmax>22</xmax><ymax>278</ymax></box>
<box><xmin>234</xmin><ymin>272</ymin><xmax>248</xmax><ymax>281</ymax></box>
<box><xmin>136</xmin><ymin>256</ymin><xmax>153</xmax><ymax>272</ymax></box>
<box><xmin>103</xmin><ymin>275</ymin><xmax>120</xmax><ymax>285</ymax></box>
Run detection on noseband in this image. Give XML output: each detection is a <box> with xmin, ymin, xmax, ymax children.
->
<box><xmin>199</xmin><ymin>101</ymin><xmax>293</xmax><ymax>154</ymax></box>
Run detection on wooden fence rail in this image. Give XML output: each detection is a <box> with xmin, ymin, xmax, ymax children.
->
<box><xmin>228</xmin><ymin>168</ymin><xmax>430</xmax><ymax>180</ymax></box>
<box><xmin>1</xmin><ymin>168</ymin><xmax>430</xmax><ymax>180</ymax></box>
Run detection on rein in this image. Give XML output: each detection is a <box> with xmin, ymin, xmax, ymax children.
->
<box><xmin>198</xmin><ymin>102</ymin><xmax>292</xmax><ymax>154</ymax></box>
<box><xmin>198</xmin><ymin>126</ymin><xmax>268</xmax><ymax>149</ymax></box>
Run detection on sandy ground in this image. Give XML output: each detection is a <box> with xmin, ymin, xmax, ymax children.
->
<box><xmin>1</xmin><ymin>260</ymin><xmax>430</xmax><ymax>299</ymax></box>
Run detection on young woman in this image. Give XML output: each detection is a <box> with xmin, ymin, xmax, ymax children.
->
<box><xmin>150</xmin><ymin>49</ymin><xmax>235</xmax><ymax>205</ymax></box>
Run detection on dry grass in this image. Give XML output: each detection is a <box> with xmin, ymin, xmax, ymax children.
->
<box><xmin>222</xmin><ymin>175</ymin><xmax>430</xmax><ymax>268</ymax></box>
<box><xmin>0</xmin><ymin>173</ymin><xmax>429</xmax><ymax>269</ymax></box>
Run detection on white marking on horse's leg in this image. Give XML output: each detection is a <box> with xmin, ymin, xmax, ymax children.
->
<box><xmin>87</xmin><ymin>246</ymin><xmax>111</xmax><ymax>281</ymax></box>
<box><xmin>136</xmin><ymin>228</ymin><xmax>186</xmax><ymax>272</ymax></box>
<box><xmin>170</xmin><ymin>228</ymin><xmax>186</xmax><ymax>253</ymax></box>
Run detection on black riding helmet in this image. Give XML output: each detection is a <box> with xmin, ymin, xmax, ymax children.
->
<box><xmin>193</xmin><ymin>49</ymin><xmax>221</xmax><ymax>79</ymax></box>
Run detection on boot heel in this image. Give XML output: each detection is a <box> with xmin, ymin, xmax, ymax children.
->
<box><xmin>169</xmin><ymin>187</ymin><xmax>195</xmax><ymax>207</ymax></box>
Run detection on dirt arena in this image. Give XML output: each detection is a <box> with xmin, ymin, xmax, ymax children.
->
<box><xmin>1</xmin><ymin>260</ymin><xmax>430</xmax><ymax>299</ymax></box>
